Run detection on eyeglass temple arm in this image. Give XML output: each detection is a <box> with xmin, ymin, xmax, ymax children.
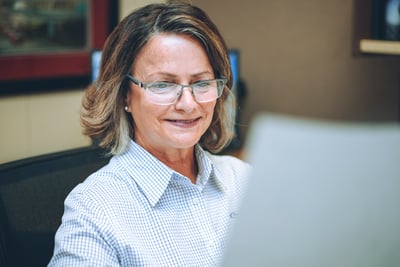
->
<box><xmin>126</xmin><ymin>74</ymin><xmax>143</xmax><ymax>87</ymax></box>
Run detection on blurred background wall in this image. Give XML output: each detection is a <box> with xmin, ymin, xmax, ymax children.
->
<box><xmin>193</xmin><ymin>0</ymin><xmax>400</xmax><ymax>138</ymax></box>
<box><xmin>1</xmin><ymin>0</ymin><xmax>399</xmax><ymax>163</ymax></box>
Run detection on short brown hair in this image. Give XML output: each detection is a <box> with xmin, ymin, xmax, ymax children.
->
<box><xmin>81</xmin><ymin>1</ymin><xmax>236</xmax><ymax>155</ymax></box>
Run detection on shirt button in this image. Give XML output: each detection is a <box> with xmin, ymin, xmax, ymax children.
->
<box><xmin>208</xmin><ymin>240</ymin><xmax>215</xmax><ymax>248</ymax></box>
<box><xmin>229</xmin><ymin>211</ymin><xmax>238</xmax><ymax>219</ymax></box>
<box><xmin>193</xmin><ymin>198</ymin><xmax>200</xmax><ymax>206</ymax></box>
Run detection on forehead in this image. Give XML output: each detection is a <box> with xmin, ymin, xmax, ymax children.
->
<box><xmin>133</xmin><ymin>33</ymin><xmax>213</xmax><ymax>77</ymax></box>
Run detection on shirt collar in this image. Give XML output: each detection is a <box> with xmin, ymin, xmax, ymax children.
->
<box><xmin>200</xmin><ymin>148</ymin><xmax>229</xmax><ymax>193</ymax></box>
<box><xmin>116</xmin><ymin>140</ymin><xmax>173</xmax><ymax>207</ymax></box>
<box><xmin>194</xmin><ymin>145</ymin><xmax>227</xmax><ymax>192</ymax></box>
<box><xmin>115</xmin><ymin>140</ymin><xmax>225</xmax><ymax>207</ymax></box>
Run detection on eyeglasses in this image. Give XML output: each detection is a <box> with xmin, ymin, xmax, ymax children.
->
<box><xmin>126</xmin><ymin>74</ymin><xmax>226</xmax><ymax>105</ymax></box>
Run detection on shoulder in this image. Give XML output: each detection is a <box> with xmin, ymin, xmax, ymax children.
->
<box><xmin>204</xmin><ymin>152</ymin><xmax>251</xmax><ymax>208</ymax></box>
<box><xmin>67</xmin><ymin>157</ymin><xmax>134</xmax><ymax>204</ymax></box>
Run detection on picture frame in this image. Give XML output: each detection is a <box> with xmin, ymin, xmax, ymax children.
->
<box><xmin>0</xmin><ymin>0</ymin><xmax>118</xmax><ymax>94</ymax></box>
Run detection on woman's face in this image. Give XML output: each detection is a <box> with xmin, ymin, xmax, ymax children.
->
<box><xmin>126</xmin><ymin>33</ymin><xmax>216</xmax><ymax>154</ymax></box>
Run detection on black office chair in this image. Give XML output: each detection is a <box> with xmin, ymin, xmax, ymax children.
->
<box><xmin>0</xmin><ymin>146</ymin><xmax>110</xmax><ymax>267</ymax></box>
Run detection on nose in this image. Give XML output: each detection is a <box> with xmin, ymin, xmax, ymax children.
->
<box><xmin>174</xmin><ymin>86</ymin><xmax>196</xmax><ymax>111</ymax></box>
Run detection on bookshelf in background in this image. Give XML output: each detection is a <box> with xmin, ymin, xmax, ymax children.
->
<box><xmin>353</xmin><ymin>0</ymin><xmax>400</xmax><ymax>56</ymax></box>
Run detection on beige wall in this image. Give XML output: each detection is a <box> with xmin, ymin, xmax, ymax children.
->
<box><xmin>119</xmin><ymin>0</ymin><xmax>162</xmax><ymax>17</ymax></box>
<box><xmin>1</xmin><ymin>0</ymin><xmax>399</xmax><ymax>163</ymax></box>
<box><xmin>0</xmin><ymin>90</ymin><xmax>91</xmax><ymax>163</ymax></box>
<box><xmin>194</xmin><ymin>0</ymin><xmax>400</xmax><ymax>140</ymax></box>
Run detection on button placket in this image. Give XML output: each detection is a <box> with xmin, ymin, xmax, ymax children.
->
<box><xmin>188</xmin><ymin>188</ymin><xmax>219</xmax><ymax>261</ymax></box>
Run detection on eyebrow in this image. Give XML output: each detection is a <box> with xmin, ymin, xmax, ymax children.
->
<box><xmin>144</xmin><ymin>71</ymin><xmax>214</xmax><ymax>80</ymax></box>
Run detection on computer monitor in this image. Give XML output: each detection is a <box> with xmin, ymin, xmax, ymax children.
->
<box><xmin>222</xmin><ymin>113</ymin><xmax>400</xmax><ymax>266</ymax></box>
<box><xmin>228</xmin><ymin>49</ymin><xmax>240</xmax><ymax>93</ymax></box>
<box><xmin>91</xmin><ymin>49</ymin><xmax>102</xmax><ymax>82</ymax></box>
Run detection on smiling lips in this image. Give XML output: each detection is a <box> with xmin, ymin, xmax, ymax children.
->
<box><xmin>166</xmin><ymin>117</ymin><xmax>201</xmax><ymax>127</ymax></box>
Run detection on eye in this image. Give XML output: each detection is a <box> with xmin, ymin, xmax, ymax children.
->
<box><xmin>152</xmin><ymin>82</ymin><xmax>170</xmax><ymax>89</ymax></box>
<box><xmin>195</xmin><ymin>80</ymin><xmax>212</xmax><ymax>88</ymax></box>
<box><xmin>147</xmin><ymin>82</ymin><xmax>176</xmax><ymax>94</ymax></box>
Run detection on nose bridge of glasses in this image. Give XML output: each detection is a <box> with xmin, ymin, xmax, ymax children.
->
<box><xmin>176</xmin><ymin>84</ymin><xmax>196</xmax><ymax>99</ymax></box>
<box><xmin>182</xmin><ymin>84</ymin><xmax>194</xmax><ymax>91</ymax></box>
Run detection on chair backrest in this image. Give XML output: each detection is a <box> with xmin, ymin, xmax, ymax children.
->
<box><xmin>0</xmin><ymin>146</ymin><xmax>110</xmax><ymax>267</ymax></box>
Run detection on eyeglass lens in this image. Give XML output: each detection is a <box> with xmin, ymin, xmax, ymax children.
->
<box><xmin>146</xmin><ymin>80</ymin><xmax>225</xmax><ymax>105</ymax></box>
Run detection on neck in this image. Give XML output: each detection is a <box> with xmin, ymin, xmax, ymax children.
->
<box><xmin>169</xmin><ymin>157</ymin><xmax>198</xmax><ymax>184</ymax></box>
<box><xmin>146</xmin><ymin>145</ymin><xmax>199</xmax><ymax>184</ymax></box>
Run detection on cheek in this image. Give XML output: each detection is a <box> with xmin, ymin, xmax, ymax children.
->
<box><xmin>131</xmin><ymin>99</ymin><xmax>167</xmax><ymax>128</ymax></box>
<box><xmin>205</xmin><ymin>101</ymin><xmax>217</xmax><ymax>119</ymax></box>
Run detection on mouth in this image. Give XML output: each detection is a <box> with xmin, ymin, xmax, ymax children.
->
<box><xmin>166</xmin><ymin>117</ymin><xmax>201</xmax><ymax>127</ymax></box>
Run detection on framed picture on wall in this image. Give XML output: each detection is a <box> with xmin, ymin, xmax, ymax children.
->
<box><xmin>0</xmin><ymin>0</ymin><xmax>118</xmax><ymax>92</ymax></box>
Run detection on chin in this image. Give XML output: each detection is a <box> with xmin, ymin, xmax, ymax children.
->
<box><xmin>169</xmin><ymin>137</ymin><xmax>200</xmax><ymax>149</ymax></box>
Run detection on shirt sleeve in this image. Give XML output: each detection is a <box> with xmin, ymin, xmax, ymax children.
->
<box><xmin>48</xmin><ymin>188</ymin><xmax>120</xmax><ymax>266</ymax></box>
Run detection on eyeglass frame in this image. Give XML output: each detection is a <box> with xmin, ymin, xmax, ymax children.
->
<box><xmin>126</xmin><ymin>74</ymin><xmax>227</xmax><ymax>105</ymax></box>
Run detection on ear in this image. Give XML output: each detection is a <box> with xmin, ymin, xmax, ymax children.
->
<box><xmin>124</xmin><ymin>87</ymin><xmax>132</xmax><ymax>112</ymax></box>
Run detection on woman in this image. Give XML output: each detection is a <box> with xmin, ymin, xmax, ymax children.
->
<box><xmin>49</xmin><ymin>2</ymin><xmax>250</xmax><ymax>266</ymax></box>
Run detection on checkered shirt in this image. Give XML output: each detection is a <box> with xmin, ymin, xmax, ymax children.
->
<box><xmin>48</xmin><ymin>140</ymin><xmax>250</xmax><ymax>266</ymax></box>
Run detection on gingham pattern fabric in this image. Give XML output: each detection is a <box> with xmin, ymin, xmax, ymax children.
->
<box><xmin>48</xmin><ymin>140</ymin><xmax>250</xmax><ymax>267</ymax></box>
